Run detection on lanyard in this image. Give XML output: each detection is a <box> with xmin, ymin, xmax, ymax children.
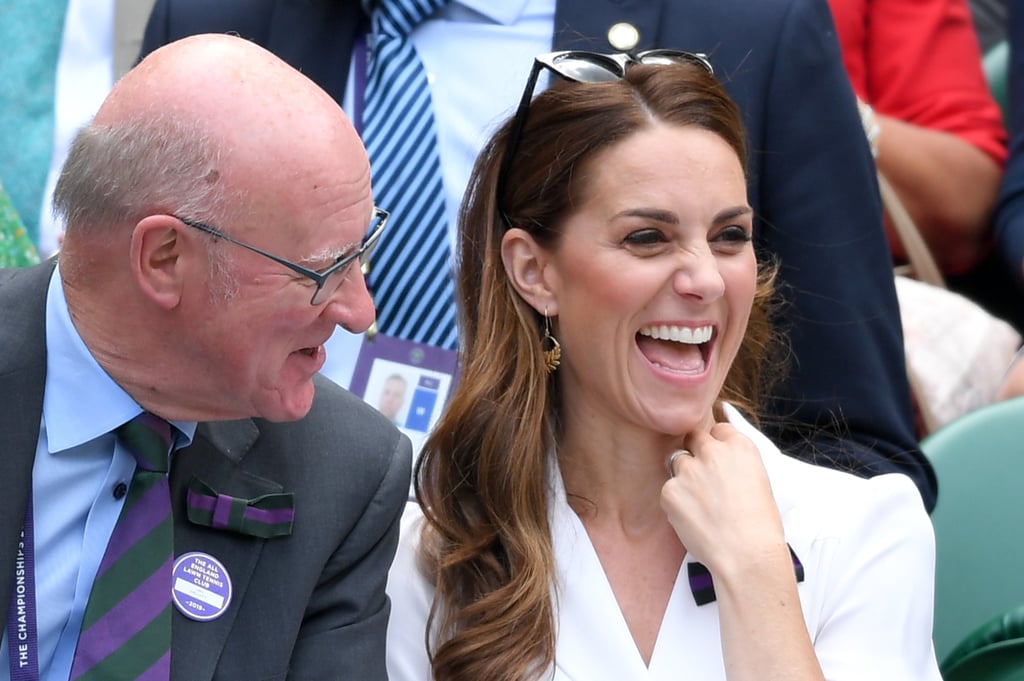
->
<box><xmin>6</xmin><ymin>495</ymin><xmax>39</xmax><ymax>681</ymax></box>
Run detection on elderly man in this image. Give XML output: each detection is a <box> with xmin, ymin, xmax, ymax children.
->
<box><xmin>0</xmin><ymin>34</ymin><xmax>410</xmax><ymax>680</ymax></box>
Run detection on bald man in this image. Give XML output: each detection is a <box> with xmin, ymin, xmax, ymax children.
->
<box><xmin>0</xmin><ymin>34</ymin><xmax>411</xmax><ymax>680</ymax></box>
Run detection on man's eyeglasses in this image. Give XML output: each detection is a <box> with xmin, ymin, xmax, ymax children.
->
<box><xmin>497</xmin><ymin>49</ymin><xmax>714</xmax><ymax>223</ymax></box>
<box><xmin>176</xmin><ymin>206</ymin><xmax>389</xmax><ymax>305</ymax></box>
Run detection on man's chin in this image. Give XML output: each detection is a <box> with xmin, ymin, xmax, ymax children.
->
<box><xmin>258</xmin><ymin>384</ymin><xmax>317</xmax><ymax>422</ymax></box>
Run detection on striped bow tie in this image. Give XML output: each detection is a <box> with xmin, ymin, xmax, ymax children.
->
<box><xmin>185</xmin><ymin>478</ymin><xmax>295</xmax><ymax>539</ymax></box>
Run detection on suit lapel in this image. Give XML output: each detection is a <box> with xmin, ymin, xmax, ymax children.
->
<box><xmin>0</xmin><ymin>264</ymin><xmax>52</xmax><ymax>623</ymax></box>
<box><xmin>169</xmin><ymin>418</ymin><xmax>285</xmax><ymax>681</ymax></box>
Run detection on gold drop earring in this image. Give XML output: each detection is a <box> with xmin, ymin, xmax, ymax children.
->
<box><xmin>542</xmin><ymin>309</ymin><xmax>561</xmax><ymax>374</ymax></box>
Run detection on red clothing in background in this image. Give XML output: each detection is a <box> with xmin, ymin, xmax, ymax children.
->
<box><xmin>829</xmin><ymin>0</ymin><xmax>1006</xmax><ymax>166</ymax></box>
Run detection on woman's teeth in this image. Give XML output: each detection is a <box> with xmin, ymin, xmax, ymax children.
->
<box><xmin>638</xmin><ymin>325</ymin><xmax>712</xmax><ymax>344</ymax></box>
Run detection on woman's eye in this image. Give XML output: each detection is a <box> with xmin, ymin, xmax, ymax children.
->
<box><xmin>714</xmin><ymin>226</ymin><xmax>752</xmax><ymax>244</ymax></box>
<box><xmin>623</xmin><ymin>229</ymin><xmax>667</xmax><ymax>247</ymax></box>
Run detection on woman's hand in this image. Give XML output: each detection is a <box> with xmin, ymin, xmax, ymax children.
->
<box><xmin>662</xmin><ymin>422</ymin><xmax>825</xmax><ymax>681</ymax></box>
<box><xmin>660</xmin><ymin>422</ymin><xmax>785</xmax><ymax>575</ymax></box>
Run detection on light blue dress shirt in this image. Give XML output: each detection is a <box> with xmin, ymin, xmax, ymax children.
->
<box><xmin>0</xmin><ymin>267</ymin><xmax>195</xmax><ymax>681</ymax></box>
<box><xmin>321</xmin><ymin>0</ymin><xmax>555</xmax><ymax>387</ymax></box>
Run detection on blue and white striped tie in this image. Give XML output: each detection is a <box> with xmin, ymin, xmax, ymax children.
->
<box><xmin>363</xmin><ymin>0</ymin><xmax>457</xmax><ymax>350</ymax></box>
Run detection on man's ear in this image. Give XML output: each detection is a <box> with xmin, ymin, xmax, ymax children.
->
<box><xmin>500</xmin><ymin>227</ymin><xmax>559</xmax><ymax>316</ymax></box>
<box><xmin>130</xmin><ymin>215</ymin><xmax>186</xmax><ymax>309</ymax></box>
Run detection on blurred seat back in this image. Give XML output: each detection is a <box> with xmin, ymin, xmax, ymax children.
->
<box><xmin>942</xmin><ymin>603</ymin><xmax>1024</xmax><ymax>680</ymax></box>
<box><xmin>920</xmin><ymin>396</ymin><xmax>1024</xmax><ymax>663</ymax></box>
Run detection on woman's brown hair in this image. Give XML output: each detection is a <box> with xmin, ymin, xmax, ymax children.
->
<box><xmin>413</xmin><ymin>58</ymin><xmax>781</xmax><ymax>681</ymax></box>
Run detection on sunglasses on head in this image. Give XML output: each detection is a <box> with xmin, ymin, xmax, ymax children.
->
<box><xmin>496</xmin><ymin>49</ymin><xmax>714</xmax><ymax>225</ymax></box>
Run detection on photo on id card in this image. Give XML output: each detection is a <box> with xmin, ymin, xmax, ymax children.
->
<box><xmin>349</xmin><ymin>333</ymin><xmax>458</xmax><ymax>464</ymax></box>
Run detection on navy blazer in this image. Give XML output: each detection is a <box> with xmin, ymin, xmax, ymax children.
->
<box><xmin>995</xmin><ymin>4</ymin><xmax>1024</xmax><ymax>288</ymax></box>
<box><xmin>0</xmin><ymin>262</ymin><xmax>413</xmax><ymax>680</ymax></box>
<box><xmin>139</xmin><ymin>0</ymin><xmax>936</xmax><ymax>510</ymax></box>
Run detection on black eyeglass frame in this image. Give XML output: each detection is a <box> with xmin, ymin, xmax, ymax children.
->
<box><xmin>496</xmin><ymin>49</ymin><xmax>714</xmax><ymax>225</ymax></box>
<box><xmin>176</xmin><ymin>206</ymin><xmax>389</xmax><ymax>305</ymax></box>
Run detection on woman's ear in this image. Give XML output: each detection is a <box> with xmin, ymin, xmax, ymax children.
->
<box><xmin>500</xmin><ymin>227</ymin><xmax>559</xmax><ymax>316</ymax></box>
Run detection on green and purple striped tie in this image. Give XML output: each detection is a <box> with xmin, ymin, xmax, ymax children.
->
<box><xmin>70</xmin><ymin>413</ymin><xmax>174</xmax><ymax>681</ymax></box>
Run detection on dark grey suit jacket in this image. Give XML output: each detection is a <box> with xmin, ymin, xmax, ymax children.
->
<box><xmin>0</xmin><ymin>262</ymin><xmax>412</xmax><ymax>680</ymax></box>
<box><xmin>139</xmin><ymin>0</ymin><xmax>937</xmax><ymax>509</ymax></box>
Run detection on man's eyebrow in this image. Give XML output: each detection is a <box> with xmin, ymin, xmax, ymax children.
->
<box><xmin>299</xmin><ymin>242</ymin><xmax>357</xmax><ymax>269</ymax></box>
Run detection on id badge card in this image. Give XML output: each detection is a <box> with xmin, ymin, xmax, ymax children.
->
<box><xmin>348</xmin><ymin>333</ymin><xmax>459</xmax><ymax>464</ymax></box>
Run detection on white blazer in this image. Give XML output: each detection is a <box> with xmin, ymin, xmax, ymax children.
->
<box><xmin>386</xmin><ymin>405</ymin><xmax>942</xmax><ymax>680</ymax></box>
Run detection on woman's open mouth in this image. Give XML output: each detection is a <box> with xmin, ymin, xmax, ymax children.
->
<box><xmin>636</xmin><ymin>324</ymin><xmax>714</xmax><ymax>374</ymax></box>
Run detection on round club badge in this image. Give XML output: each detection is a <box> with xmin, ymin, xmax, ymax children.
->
<box><xmin>172</xmin><ymin>552</ymin><xmax>233</xmax><ymax>621</ymax></box>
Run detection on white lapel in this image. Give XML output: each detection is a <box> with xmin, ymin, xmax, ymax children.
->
<box><xmin>548</xmin><ymin>464</ymin><xmax>729</xmax><ymax>679</ymax></box>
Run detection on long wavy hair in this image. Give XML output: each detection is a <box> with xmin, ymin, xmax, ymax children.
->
<box><xmin>414</xmin><ymin>59</ymin><xmax>782</xmax><ymax>681</ymax></box>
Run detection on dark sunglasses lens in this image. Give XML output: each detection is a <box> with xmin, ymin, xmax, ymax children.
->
<box><xmin>552</xmin><ymin>55</ymin><xmax>621</xmax><ymax>83</ymax></box>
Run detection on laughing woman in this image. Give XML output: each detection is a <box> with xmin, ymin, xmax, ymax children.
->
<box><xmin>385</xmin><ymin>51</ymin><xmax>941</xmax><ymax>681</ymax></box>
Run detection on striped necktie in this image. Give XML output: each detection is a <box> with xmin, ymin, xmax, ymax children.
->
<box><xmin>70</xmin><ymin>413</ymin><xmax>174</xmax><ymax>681</ymax></box>
<box><xmin>362</xmin><ymin>0</ymin><xmax>458</xmax><ymax>350</ymax></box>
